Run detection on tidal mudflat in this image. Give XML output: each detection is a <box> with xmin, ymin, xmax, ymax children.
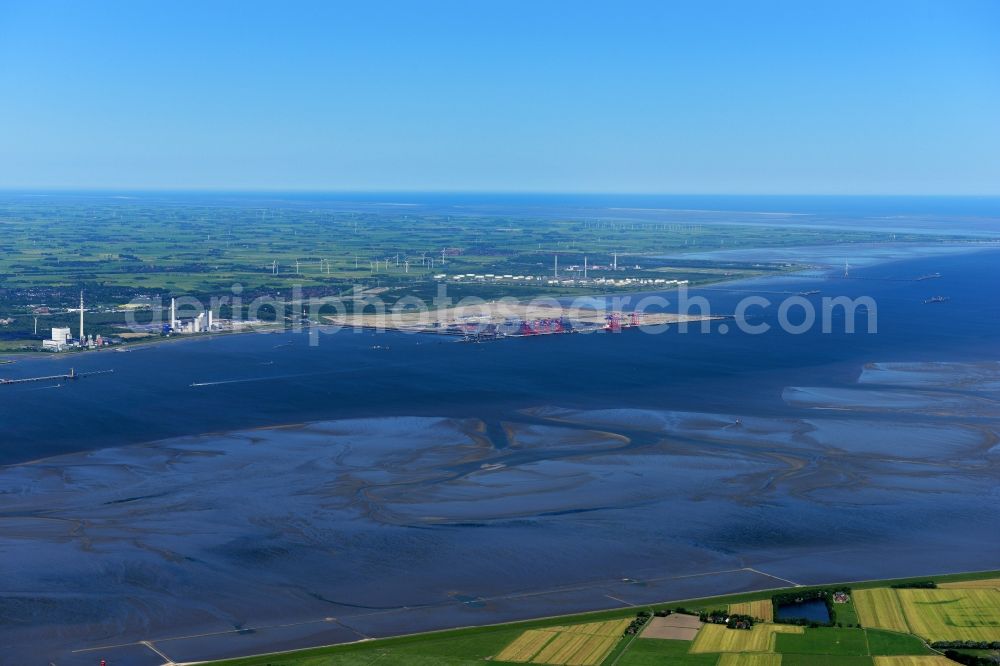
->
<box><xmin>3</xmin><ymin>359</ymin><xmax>998</xmax><ymax>664</ymax></box>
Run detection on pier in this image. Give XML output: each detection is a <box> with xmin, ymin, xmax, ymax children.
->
<box><xmin>0</xmin><ymin>368</ymin><xmax>114</xmax><ymax>385</ymax></box>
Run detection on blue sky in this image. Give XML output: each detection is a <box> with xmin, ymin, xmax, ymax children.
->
<box><xmin>0</xmin><ymin>1</ymin><xmax>998</xmax><ymax>193</ymax></box>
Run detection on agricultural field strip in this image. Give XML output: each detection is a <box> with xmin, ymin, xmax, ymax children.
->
<box><xmin>896</xmin><ymin>588</ymin><xmax>1000</xmax><ymax>642</ymax></box>
<box><xmin>939</xmin><ymin>578</ymin><xmax>1000</xmax><ymax>590</ymax></box>
<box><xmin>555</xmin><ymin>619</ymin><xmax>632</xmax><ymax>637</ymax></box>
<box><xmin>689</xmin><ymin>623</ymin><xmax>804</xmax><ymax>654</ymax></box>
<box><xmin>856</xmin><ymin>587</ymin><xmax>1000</xmax><ymax>642</ymax></box>
<box><xmin>729</xmin><ymin>600</ymin><xmax>775</xmax><ymax>622</ymax></box>
<box><xmin>532</xmin><ymin>633</ymin><xmax>613</xmax><ymax>665</ymax></box>
<box><xmin>495</xmin><ymin>618</ymin><xmax>630</xmax><ymax>664</ymax></box>
<box><xmin>872</xmin><ymin>657</ymin><xmax>954</xmax><ymax>666</ymax></box>
<box><xmin>495</xmin><ymin>629</ymin><xmax>558</xmax><ymax>662</ymax></box>
<box><xmin>716</xmin><ymin>654</ymin><xmax>782</xmax><ymax>666</ymax></box>
<box><xmin>560</xmin><ymin>635</ymin><xmax>616</xmax><ymax>666</ymax></box>
<box><xmin>854</xmin><ymin>589</ymin><xmax>912</xmax><ymax>634</ymax></box>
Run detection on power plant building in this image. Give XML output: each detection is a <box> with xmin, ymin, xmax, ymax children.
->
<box><xmin>43</xmin><ymin>327</ymin><xmax>72</xmax><ymax>351</ymax></box>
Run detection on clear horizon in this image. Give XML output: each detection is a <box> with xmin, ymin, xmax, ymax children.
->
<box><xmin>1</xmin><ymin>1</ymin><xmax>998</xmax><ymax>194</ymax></box>
<box><xmin>4</xmin><ymin>189</ymin><xmax>1000</xmax><ymax>198</ymax></box>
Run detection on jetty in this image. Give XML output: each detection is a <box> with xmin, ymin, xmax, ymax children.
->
<box><xmin>0</xmin><ymin>368</ymin><xmax>114</xmax><ymax>385</ymax></box>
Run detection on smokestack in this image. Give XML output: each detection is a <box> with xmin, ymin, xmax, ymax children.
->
<box><xmin>554</xmin><ymin>255</ymin><xmax>558</xmax><ymax>278</ymax></box>
<box><xmin>79</xmin><ymin>291</ymin><xmax>84</xmax><ymax>341</ymax></box>
<box><xmin>171</xmin><ymin>298</ymin><xmax>176</xmax><ymax>330</ymax></box>
<box><xmin>208</xmin><ymin>309</ymin><xmax>213</xmax><ymax>330</ymax></box>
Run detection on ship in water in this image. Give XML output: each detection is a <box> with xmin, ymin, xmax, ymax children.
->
<box><xmin>917</xmin><ymin>272</ymin><xmax>942</xmax><ymax>280</ymax></box>
<box><xmin>924</xmin><ymin>295</ymin><xmax>950</xmax><ymax>304</ymax></box>
<box><xmin>798</xmin><ymin>290</ymin><xmax>821</xmax><ymax>296</ymax></box>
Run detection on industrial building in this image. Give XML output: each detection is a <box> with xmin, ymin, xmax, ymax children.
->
<box><xmin>42</xmin><ymin>327</ymin><xmax>71</xmax><ymax>351</ymax></box>
<box><xmin>167</xmin><ymin>298</ymin><xmax>215</xmax><ymax>334</ymax></box>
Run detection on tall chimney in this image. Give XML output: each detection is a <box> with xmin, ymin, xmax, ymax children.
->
<box><xmin>79</xmin><ymin>291</ymin><xmax>84</xmax><ymax>341</ymax></box>
<box><xmin>171</xmin><ymin>298</ymin><xmax>176</xmax><ymax>330</ymax></box>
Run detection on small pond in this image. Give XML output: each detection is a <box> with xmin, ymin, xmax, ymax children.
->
<box><xmin>774</xmin><ymin>599</ymin><xmax>830</xmax><ymax>623</ymax></box>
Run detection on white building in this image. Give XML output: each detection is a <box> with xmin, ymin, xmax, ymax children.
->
<box><xmin>42</xmin><ymin>327</ymin><xmax>71</xmax><ymax>351</ymax></box>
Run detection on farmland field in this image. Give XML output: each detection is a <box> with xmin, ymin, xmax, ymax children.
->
<box><xmin>730</xmin><ymin>600</ymin><xmax>775</xmax><ymax>622</ymax></box>
<box><xmin>774</xmin><ymin>627</ymin><xmax>868</xmax><ymax>656</ymax></box>
<box><xmin>615</xmin><ymin>638</ymin><xmax>717</xmax><ymax>666</ymax></box>
<box><xmin>689</xmin><ymin>623</ymin><xmax>804</xmax><ymax>654</ymax></box>
<box><xmin>782</xmin><ymin>657</ymin><xmax>873</xmax><ymax>666</ymax></box>
<box><xmin>529</xmin><ymin>633</ymin><xmax>614</xmax><ymax>665</ymax></box>
<box><xmin>940</xmin><ymin>577</ymin><xmax>1000</xmax><ymax>590</ymax></box>
<box><xmin>495</xmin><ymin>629</ymin><xmax>558</xmax><ymax>662</ymax></box>
<box><xmin>556</xmin><ymin>620</ymin><xmax>631</xmax><ymax>637</ymax></box>
<box><xmin>872</xmin><ymin>657</ymin><xmax>954</xmax><ymax>666</ymax></box>
<box><xmin>854</xmin><ymin>589</ymin><xmax>911</xmax><ymax>634</ymax></box>
<box><xmin>716</xmin><ymin>654</ymin><xmax>782</xmax><ymax>665</ymax></box>
<box><xmin>895</xmin><ymin>588</ymin><xmax>1000</xmax><ymax>641</ymax></box>
<box><xmin>835</xmin><ymin>598</ymin><xmax>861</xmax><ymax>626</ymax></box>
<box><xmin>864</xmin><ymin>629</ymin><xmax>935</xmax><ymax>656</ymax></box>
<box><xmin>493</xmin><ymin>618</ymin><xmax>629</xmax><ymax>665</ymax></box>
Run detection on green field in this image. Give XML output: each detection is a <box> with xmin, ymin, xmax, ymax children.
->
<box><xmin>872</xmin><ymin>657</ymin><xmax>954</xmax><ymax>666</ymax></box>
<box><xmin>716</xmin><ymin>654</ymin><xmax>782</xmax><ymax>665</ymax></box>
<box><xmin>199</xmin><ymin>571</ymin><xmax>1000</xmax><ymax>666</ymax></box>
<box><xmin>615</xmin><ymin>638</ymin><xmax>716</xmax><ymax>665</ymax></box>
<box><xmin>865</xmin><ymin>630</ymin><xmax>936</xmax><ymax>656</ymax></box>
<box><xmin>782</xmin><ymin>657</ymin><xmax>873</xmax><ymax>666</ymax></box>
<box><xmin>774</xmin><ymin>627</ymin><xmax>869</xmax><ymax>656</ymax></box>
<box><xmin>835</xmin><ymin>597</ymin><xmax>861</xmax><ymax>626</ymax></box>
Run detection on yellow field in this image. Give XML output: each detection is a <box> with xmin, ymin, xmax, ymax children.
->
<box><xmin>854</xmin><ymin>588</ymin><xmax>911</xmax><ymax>633</ymax></box>
<box><xmin>555</xmin><ymin>619</ymin><xmax>631</xmax><ymax>637</ymax></box>
<box><xmin>531</xmin><ymin>633</ymin><xmax>616</xmax><ymax>665</ymax></box>
<box><xmin>689</xmin><ymin>623</ymin><xmax>803</xmax><ymax>654</ymax></box>
<box><xmin>896</xmin><ymin>588</ymin><xmax>1000</xmax><ymax>641</ymax></box>
<box><xmin>532</xmin><ymin>634</ymin><xmax>591</xmax><ymax>664</ymax></box>
<box><xmin>873</xmin><ymin>657</ymin><xmax>955</xmax><ymax>666</ymax></box>
<box><xmin>716</xmin><ymin>654</ymin><xmax>782</xmax><ymax>666</ymax></box>
<box><xmin>494</xmin><ymin>619</ymin><xmax>628</xmax><ymax>665</ymax></box>
<box><xmin>940</xmin><ymin>577</ymin><xmax>1000</xmax><ymax>590</ymax></box>
<box><xmin>729</xmin><ymin>600</ymin><xmax>774</xmax><ymax>622</ymax></box>
<box><xmin>495</xmin><ymin>629</ymin><xmax>558</xmax><ymax>662</ymax></box>
<box><xmin>563</xmin><ymin>636</ymin><xmax>617</xmax><ymax>666</ymax></box>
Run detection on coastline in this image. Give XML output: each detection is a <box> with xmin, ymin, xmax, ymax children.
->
<box><xmin>3</xmin><ymin>239</ymin><xmax>989</xmax><ymax>363</ymax></box>
<box><xmin>132</xmin><ymin>569</ymin><xmax>1000</xmax><ymax>665</ymax></box>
